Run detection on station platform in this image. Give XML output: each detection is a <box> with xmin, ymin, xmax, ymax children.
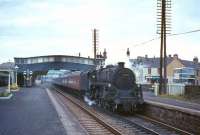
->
<box><xmin>143</xmin><ymin>91</ymin><xmax>200</xmax><ymax>112</ymax></box>
<box><xmin>0</xmin><ymin>86</ymin><xmax>67</xmax><ymax>135</ymax></box>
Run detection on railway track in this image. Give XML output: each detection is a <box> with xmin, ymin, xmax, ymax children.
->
<box><xmin>132</xmin><ymin>114</ymin><xmax>193</xmax><ymax>135</ymax></box>
<box><xmin>52</xmin><ymin>87</ymin><xmax>192</xmax><ymax>135</ymax></box>
<box><xmin>53</xmin><ymin>87</ymin><xmax>121</xmax><ymax>135</ymax></box>
<box><xmin>95</xmin><ymin>108</ymin><xmax>192</xmax><ymax>135</ymax></box>
<box><xmin>96</xmin><ymin>104</ymin><xmax>193</xmax><ymax>135</ymax></box>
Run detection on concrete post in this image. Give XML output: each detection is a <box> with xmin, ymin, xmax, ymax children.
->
<box><xmin>16</xmin><ymin>71</ymin><xmax>18</xmax><ymax>86</ymax></box>
<box><xmin>7</xmin><ymin>71</ymin><xmax>11</xmax><ymax>93</ymax></box>
<box><xmin>154</xmin><ymin>83</ymin><xmax>159</xmax><ymax>96</ymax></box>
<box><xmin>11</xmin><ymin>71</ymin><xmax>15</xmax><ymax>84</ymax></box>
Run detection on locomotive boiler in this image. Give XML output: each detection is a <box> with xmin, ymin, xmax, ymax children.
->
<box><xmin>53</xmin><ymin>62</ymin><xmax>143</xmax><ymax>112</ymax></box>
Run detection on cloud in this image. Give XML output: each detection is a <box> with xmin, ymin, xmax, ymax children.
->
<box><xmin>0</xmin><ymin>0</ymin><xmax>199</xmax><ymax>63</ymax></box>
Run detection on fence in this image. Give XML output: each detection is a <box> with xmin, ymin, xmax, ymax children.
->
<box><xmin>153</xmin><ymin>83</ymin><xmax>185</xmax><ymax>96</ymax></box>
<box><xmin>167</xmin><ymin>83</ymin><xmax>185</xmax><ymax>96</ymax></box>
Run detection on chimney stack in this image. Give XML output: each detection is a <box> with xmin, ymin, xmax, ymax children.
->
<box><xmin>118</xmin><ymin>62</ymin><xmax>125</xmax><ymax>68</ymax></box>
<box><xmin>126</xmin><ymin>48</ymin><xmax>130</xmax><ymax>57</ymax></box>
<box><xmin>193</xmin><ymin>57</ymin><xmax>198</xmax><ymax>64</ymax></box>
<box><xmin>103</xmin><ymin>48</ymin><xmax>107</xmax><ymax>59</ymax></box>
<box><xmin>173</xmin><ymin>54</ymin><xmax>178</xmax><ymax>59</ymax></box>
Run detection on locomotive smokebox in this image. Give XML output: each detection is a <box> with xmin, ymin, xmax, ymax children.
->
<box><xmin>118</xmin><ymin>62</ymin><xmax>125</xmax><ymax>68</ymax></box>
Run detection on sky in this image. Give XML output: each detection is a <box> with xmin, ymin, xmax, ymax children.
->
<box><xmin>0</xmin><ymin>0</ymin><xmax>199</xmax><ymax>64</ymax></box>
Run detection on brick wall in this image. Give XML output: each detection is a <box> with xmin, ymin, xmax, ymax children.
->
<box><xmin>143</xmin><ymin>102</ymin><xmax>200</xmax><ymax>134</ymax></box>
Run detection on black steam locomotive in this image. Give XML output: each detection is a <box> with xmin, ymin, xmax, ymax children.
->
<box><xmin>53</xmin><ymin>62</ymin><xmax>143</xmax><ymax>112</ymax></box>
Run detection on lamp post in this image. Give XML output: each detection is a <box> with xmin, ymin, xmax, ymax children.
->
<box><xmin>23</xmin><ymin>69</ymin><xmax>33</xmax><ymax>87</ymax></box>
<box><xmin>15</xmin><ymin>65</ymin><xmax>19</xmax><ymax>86</ymax></box>
<box><xmin>29</xmin><ymin>71</ymin><xmax>33</xmax><ymax>86</ymax></box>
<box><xmin>7</xmin><ymin>70</ymin><xmax>11</xmax><ymax>93</ymax></box>
<box><xmin>23</xmin><ymin>71</ymin><xmax>27</xmax><ymax>87</ymax></box>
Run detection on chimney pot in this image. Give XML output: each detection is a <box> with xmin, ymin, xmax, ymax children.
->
<box><xmin>193</xmin><ymin>57</ymin><xmax>198</xmax><ymax>64</ymax></box>
<box><xmin>103</xmin><ymin>48</ymin><xmax>107</xmax><ymax>59</ymax></box>
<box><xmin>173</xmin><ymin>54</ymin><xmax>178</xmax><ymax>59</ymax></box>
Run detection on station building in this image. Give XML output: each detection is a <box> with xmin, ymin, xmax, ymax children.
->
<box><xmin>14</xmin><ymin>55</ymin><xmax>105</xmax><ymax>86</ymax></box>
<box><xmin>14</xmin><ymin>55</ymin><xmax>100</xmax><ymax>72</ymax></box>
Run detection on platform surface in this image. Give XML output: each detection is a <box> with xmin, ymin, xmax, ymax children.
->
<box><xmin>143</xmin><ymin>91</ymin><xmax>200</xmax><ymax>111</ymax></box>
<box><xmin>0</xmin><ymin>86</ymin><xmax>67</xmax><ymax>135</ymax></box>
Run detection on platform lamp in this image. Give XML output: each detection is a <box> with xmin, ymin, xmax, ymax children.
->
<box><xmin>15</xmin><ymin>65</ymin><xmax>19</xmax><ymax>86</ymax></box>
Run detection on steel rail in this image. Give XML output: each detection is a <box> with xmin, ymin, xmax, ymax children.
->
<box><xmin>52</xmin><ymin>86</ymin><xmax>188</xmax><ymax>135</ymax></box>
<box><xmin>117</xmin><ymin>116</ymin><xmax>160</xmax><ymax>135</ymax></box>
<box><xmin>54</xmin><ymin>88</ymin><xmax>122</xmax><ymax>135</ymax></box>
<box><xmin>135</xmin><ymin>114</ymin><xmax>194</xmax><ymax>135</ymax></box>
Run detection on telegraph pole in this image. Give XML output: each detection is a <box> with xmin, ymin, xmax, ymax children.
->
<box><xmin>157</xmin><ymin>0</ymin><xmax>171</xmax><ymax>94</ymax></box>
<box><xmin>93</xmin><ymin>29</ymin><xmax>99</xmax><ymax>67</ymax></box>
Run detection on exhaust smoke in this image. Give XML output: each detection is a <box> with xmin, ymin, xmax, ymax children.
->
<box><xmin>84</xmin><ymin>96</ymin><xmax>96</xmax><ymax>106</ymax></box>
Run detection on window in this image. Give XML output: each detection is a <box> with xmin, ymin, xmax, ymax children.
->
<box><xmin>83</xmin><ymin>59</ymin><xmax>88</xmax><ymax>64</ymax></box>
<box><xmin>15</xmin><ymin>59</ymin><xmax>20</xmax><ymax>64</ymax></box>
<box><xmin>78</xmin><ymin>59</ymin><xmax>83</xmax><ymax>64</ymax></box>
<box><xmin>27</xmin><ymin>59</ymin><xmax>31</xmax><ymax>64</ymax></box>
<box><xmin>38</xmin><ymin>58</ymin><xmax>43</xmax><ymax>63</ymax></box>
<box><xmin>32</xmin><ymin>58</ymin><xmax>38</xmax><ymax>64</ymax></box>
<box><xmin>196</xmin><ymin>69</ymin><xmax>200</xmax><ymax>76</ymax></box>
<box><xmin>70</xmin><ymin>57</ymin><xmax>73</xmax><ymax>62</ymax></box>
<box><xmin>148</xmin><ymin>68</ymin><xmax>151</xmax><ymax>74</ymax></box>
<box><xmin>48</xmin><ymin>57</ymin><xmax>55</xmax><ymax>62</ymax></box>
<box><xmin>157</xmin><ymin>68</ymin><xmax>160</xmax><ymax>74</ymax></box>
<box><xmin>61</xmin><ymin>57</ymin><xmax>66</xmax><ymax>62</ymax></box>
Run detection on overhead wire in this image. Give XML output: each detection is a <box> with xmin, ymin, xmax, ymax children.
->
<box><xmin>132</xmin><ymin>29</ymin><xmax>200</xmax><ymax>47</ymax></box>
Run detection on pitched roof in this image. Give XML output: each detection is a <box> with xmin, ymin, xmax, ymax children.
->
<box><xmin>0</xmin><ymin>62</ymin><xmax>15</xmax><ymax>70</ymax></box>
<box><xmin>130</xmin><ymin>56</ymin><xmax>200</xmax><ymax>69</ymax></box>
<box><xmin>181</xmin><ymin>60</ymin><xmax>200</xmax><ymax>69</ymax></box>
<box><xmin>130</xmin><ymin>57</ymin><xmax>174</xmax><ymax>68</ymax></box>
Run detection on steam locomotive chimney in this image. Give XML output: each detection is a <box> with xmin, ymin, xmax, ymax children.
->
<box><xmin>118</xmin><ymin>62</ymin><xmax>125</xmax><ymax>68</ymax></box>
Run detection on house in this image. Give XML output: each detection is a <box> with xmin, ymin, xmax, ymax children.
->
<box><xmin>172</xmin><ymin>57</ymin><xmax>200</xmax><ymax>85</ymax></box>
<box><xmin>130</xmin><ymin>54</ymin><xmax>200</xmax><ymax>85</ymax></box>
<box><xmin>173</xmin><ymin>67</ymin><xmax>196</xmax><ymax>85</ymax></box>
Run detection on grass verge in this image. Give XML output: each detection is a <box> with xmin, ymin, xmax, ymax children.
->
<box><xmin>159</xmin><ymin>94</ymin><xmax>187</xmax><ymax>101</ymax></box>
<box><xmin>0</xmin><ymin>91</ymin><xmax>11</xmax><ymax>97</ymax></box>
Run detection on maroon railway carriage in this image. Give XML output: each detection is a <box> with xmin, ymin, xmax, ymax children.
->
<box><xmin>53</xmin><ymin>62</ymin><xmax>143</xmax><ymax>112</ymax></box>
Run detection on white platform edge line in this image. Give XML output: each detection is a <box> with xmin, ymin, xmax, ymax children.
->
<box><xmin>46</xmin><ymin>88</ymin><xmax>89</xmax><ymax>135</ymax></box>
